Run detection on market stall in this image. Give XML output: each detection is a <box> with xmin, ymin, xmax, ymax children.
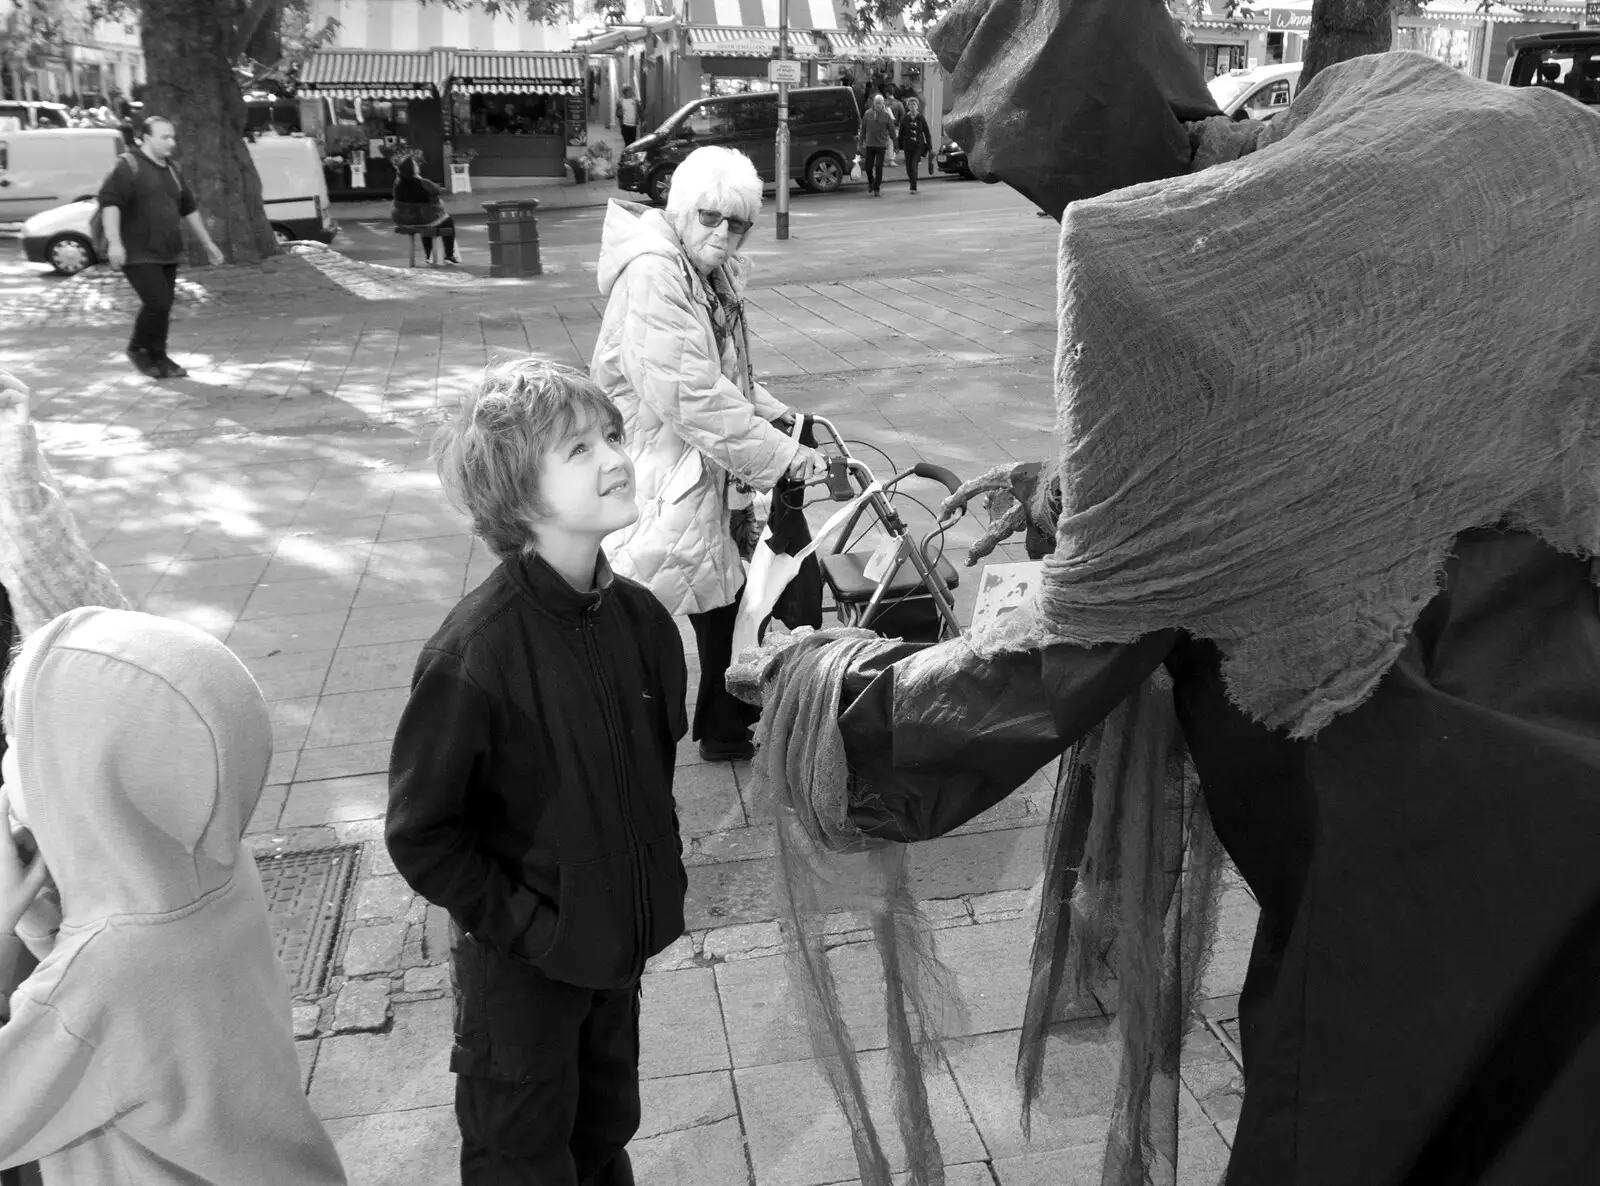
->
<box><xmin>446</xmin><ymin>52</ymin><xmax>587</xmax><ymax>179</ymax></box>
<box><xmin>295</xmin><ymin>49</ymin><xmax>450</xmax><ymax>197</ymax></box>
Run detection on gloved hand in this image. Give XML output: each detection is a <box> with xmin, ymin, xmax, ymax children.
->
<box><xmin>938</xmin><ymin>458</ymin><xmax>1061</xmax><ymax>565</ymax></box>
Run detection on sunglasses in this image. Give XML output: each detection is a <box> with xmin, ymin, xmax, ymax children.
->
<box><xmin>696</xmin><ymin>208</ymin><xmax>754</xmax><ymax>235</ymax></box>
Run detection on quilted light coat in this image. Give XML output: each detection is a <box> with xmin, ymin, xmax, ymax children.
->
<box><xmin>592</xmin><ymin>201</ymin><xmax>799</xmax><ymax>615</ymax></box>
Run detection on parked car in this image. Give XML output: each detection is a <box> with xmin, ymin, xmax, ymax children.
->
<box><xmin>935</xmin><ymin>136</ymin><xmax>974</xmax><ymax>179</ymax></box>
<box><xmin>0</xmin><ymin>128</ymin><xmax>125</xmax><ymax>222</ymax></box>
<box><xmin>1502</xmin><ymin>29</ymin><xmax>1600</xmax><ymax>105</ymax></box>
<box><xmin>0</xmin><ymin>100</ymin><xmax>71</xmax><ymax>132</ymax></box>
<box><xmin>1208</xmin><ymin>62</ymin><xmax>1304</xmax><ymax>122</ymax></box>
<box><xmin>617</xmin><ymin>86</ymin><xmax>862</xmax><ymax>205</ymax></box>
<box><xmin>19</xmin><ymin>135</ymin><xmax>337</xmax><ymax>275</ymax></box>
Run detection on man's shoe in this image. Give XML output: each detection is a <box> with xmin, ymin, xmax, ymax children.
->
<box><xmin>154</xmin><ymin>357</ymin><xmax>188</xmax><ymax>379</ymax></box>
<box><xmin>699</xmin><ymin>737</ymin><xmax>755</xmax><ymax>763</ymax></box>
<box><xmin>127</xmin><ymin>348</ymin><xmax>163</xmax><ymax>378</ymax></box>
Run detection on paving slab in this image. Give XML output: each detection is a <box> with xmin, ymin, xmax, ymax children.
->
<box><xmin>280</xmin><ymin>773</ymin><xmax>390</xmax><ymax>828</ymax></box>
<box><xmin>310</xmin><ymin>997</ymin><xmax>454</xmax><ymax>1120</ymax></box>
<box><xmin>322</xmin><ymin>1105</ymin><xmax>460</xmax><ymax>1186</ymax></box>
<box><xmin>639</xmin><ymin>966</ymin><xmax>730</xmax><ymax>1079</ymax></box>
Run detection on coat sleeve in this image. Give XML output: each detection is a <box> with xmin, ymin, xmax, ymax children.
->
<box><xmin>386</xmin><ymin>648</ymin><xmax>557</xmax><ymax>961</ymax></box>
<box><xmin>618</xmin><ymin>257</ymin><xmax>800</xmax><ymax>489</ymax></box>
<box><xmin>838</xmin><ymin>632</ymin><xmax>1177</xmax><ymax>842</ymax></box>
<box><xmin>0</xmin><ymin>993</ymin><xmax>118</xmax><ymax>1168</ymax></box>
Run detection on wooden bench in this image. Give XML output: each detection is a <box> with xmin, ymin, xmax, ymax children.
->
<box><xmin>393</xmin><ymin>223</ymin><xmax>441</xmax><ymax>267</ymax></box>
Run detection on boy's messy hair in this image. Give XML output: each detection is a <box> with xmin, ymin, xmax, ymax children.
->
<box><xmin>433</xmin><ymin>359</ymin><xmax>624</xmax><ymax>562</ymax></box>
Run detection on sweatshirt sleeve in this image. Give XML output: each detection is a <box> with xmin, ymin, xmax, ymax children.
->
<box><xmin>618</xmin><ymin>258</ymin><xmax>800</xmax><ymax>489</ymax></box>
<box><xmin>838</xmin><ymin>633</ymin><xmax>1177</xmax><ymax>842</ymax></box>
<box><xmin>386</xmin><ymin>648</ymin><xmax>557</xmax><ymax>960</ymax></box>
<box><xmin>95</xmin><ymin>156</ymin><xmax>132</xmax><ymax>209</ymax></box>
<box><xmin>0</xmin><ymin>399</ymin><xmax>129</xmax><ymax>636</ymax></box>
<box><xmin>0</xmin><ymin>994</ymin><xmax>117</xmax><ymax>1167</ymax></box>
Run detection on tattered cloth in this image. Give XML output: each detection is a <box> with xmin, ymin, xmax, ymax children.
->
<box><xmin>977</xmin><ymin>52</ymin><xmax>1600</xmax><ymax>738</ymax></box>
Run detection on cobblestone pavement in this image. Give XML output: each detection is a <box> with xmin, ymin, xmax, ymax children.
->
<box><xmin>1</xmin><ymin>182</ymin><xmax>1250</xmax><ymax>1185</ymax></box>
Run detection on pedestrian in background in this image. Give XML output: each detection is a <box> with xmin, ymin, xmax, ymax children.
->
<box><xmin>388</xmin><ymin>360</ymin><xmax>688</xmax><ymax>1184</ymax></box>
<box><xmin>897</xmin><ymin>96</ymin><xmax>934</xmax><ymax>194</ymax></box>
<box><xmin>885</xmin><ymin>87</ymin><xmax>906</xmax><ymax>166</ymax></box>
<box><xmin>857</xmin><ymin>93</ymin><xmax>896</xmax><ymax>198</ymax></box>
<box><xmin>96</xmin><ymin>114</ymin><xmax>224</xmax><ymax>380</ymax></box>
<box><xmin>0</xmin><ymin>607</ymin><xmax>348</xmax><ymax>1186</ymax></box>
<box><xmin>616</xmin><ymin>85</ymin><xmax>640</xmax><ymax>147</ymax></box>
<box><xmin>390</xmin><ymin>156</ymin><xmax>457</xmax><ymax>266</ymax></box>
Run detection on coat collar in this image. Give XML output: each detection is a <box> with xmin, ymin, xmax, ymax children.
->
<box><xmin>507</xmin><ymin>550</ymin><xmax>616</xmax><ymax>625</ymax></box>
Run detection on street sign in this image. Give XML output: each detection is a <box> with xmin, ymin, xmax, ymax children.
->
<box><xmin>1585</xmin><ymin>0</ymin><xmax>1600</xmax><ymax>25</ymax></box>
<box><xmin>1267</xmin><ymin>7</ymin><xmax>1313</xmax><ymax>32</ymax></box>
<box><xmin>768</xmin><ymin>59</ymin><xmax>803</xmax><ymax>84</ymax></box>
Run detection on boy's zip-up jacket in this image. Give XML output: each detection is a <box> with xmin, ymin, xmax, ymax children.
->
<box><xmin>386</xmin><ymin>551</ymin><xmax>688</xmax><ymax>990</ymax></box>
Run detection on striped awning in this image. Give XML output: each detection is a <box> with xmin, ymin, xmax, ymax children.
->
<box><xmin>683</xmin><ymin>25</ymin><xmax>823</xmax><ymax>58</ymax></box>
<box><xmin>449</xmin><ymin>52</ymin><xmax>585</xmax><ymax>95</ymax></box>
<box><xmin>822</xmin><ymin>31</ymin><xmax>940</xmax><ymax>62</ymax></box>
<box><xmin>297</xmin><ymin>50</ymin><xmax>442</xmax><ymax>99</ymax></box>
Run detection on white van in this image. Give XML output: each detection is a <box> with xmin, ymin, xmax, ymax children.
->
<box><xmin>19</xmin><ymin>134</ymin><xmax>338</xmax><ymax>274</ymax></box>
<box><xmin>1208</xmin><ymin>63</ymin><xmax>1304</xmax><ymax>122</ymax></box>
<box><xmin>0</xmin><ymin>128</ymin><xmax>124</xmax><ymax>222</ymax></box>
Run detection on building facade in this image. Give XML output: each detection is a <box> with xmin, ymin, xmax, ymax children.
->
<box><xmin>1</xmin><ymin>0</ymin><xmax>145</xmax><ymax>107</ymax></box>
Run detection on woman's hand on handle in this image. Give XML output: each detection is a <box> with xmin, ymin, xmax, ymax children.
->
<box><xmin>787</xmin><ymin>445</ymin><xmax>828</xmax><ymax>482</ymax></box>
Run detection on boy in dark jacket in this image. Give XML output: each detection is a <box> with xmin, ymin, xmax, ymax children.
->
<box><xmin>387</xmin><ymin>360</ymin><xmax>687</xmax><ymax>1186</ymax></box>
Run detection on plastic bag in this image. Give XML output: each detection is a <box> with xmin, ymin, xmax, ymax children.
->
<box><xmin>850</xmin><ymin>154</ymin><xmax>864</xmax><ymax>182</ymax></box>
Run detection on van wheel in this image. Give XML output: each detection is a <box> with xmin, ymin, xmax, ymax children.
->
<box><xmin>47</xmin><ymin>233</ymin><xmax>94</xmax><ymax>276</ymax></box>
<box><xmin>646</xmin><ymin>166</ymin><xmax>675</xmax><ymax>207</ymax></box>
<box><xmin>803</xmin><ymin>154</ymin><xmax>845</xmax><ymax>193</ymax></box>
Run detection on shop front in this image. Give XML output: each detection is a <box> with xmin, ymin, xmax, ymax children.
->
<box><xmin>1395</xmin><ymin>1</ymin><xmax>1529</xmax><ymax>77</ymax></box>
<box><xmin>676</xmin><ymin>25</ymin><xmax>825</xmax><ymax>102</ymax></box>
<box><xmin>446</xmin><ymin>52</ymin><xmax>587</xmax><ymax>180</ymax></box>
<box><xmin>817</xmin><ymin>30</ymin><xmax>944</xmax><ymax>143</ymax></box>
<box><xmin>295</xmin><ymin>49</ymin><xmax>449</xmax><ymax>197</ymax></box>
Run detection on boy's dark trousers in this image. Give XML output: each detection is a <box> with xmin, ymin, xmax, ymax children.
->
<box><xmin>121</xmin><ymin>263</ymin><xmax>178</xmax><ymax>360</ymax></box>
<box><xmin>451</xmin><ymin>926</ymin><xmax>640</xmax><ymax>1185</ymax></box>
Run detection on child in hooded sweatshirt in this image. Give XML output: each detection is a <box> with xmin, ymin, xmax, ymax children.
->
<box><xmin>386</xmin><ymin>360</ymin><xmax>688</xmax><ymax>1185</ymax></box>
<box><xmin>0</xmin><ymin>607</ymin><xmax>347</xmax><ymax>1185</ymax></box>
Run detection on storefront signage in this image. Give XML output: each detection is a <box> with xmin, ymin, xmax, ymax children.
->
<box><xmin>1585</xmin><ymin>0</ymin><xmax>1600</xmax><ymax>24</ymax></box>
<box><xmin>768</xmin><ymin>59</ymin><xmax>804</xmax><ymax>84</ymax></box>
<box><xmin>1267</xmin><ymin>7</ymin><xmax>1313</xmax><ymax>31</ymax></box>
<box><xmin>565</xmin><ymin>93</ymin><xmax>587</xmax><ymax>145</ymax></box>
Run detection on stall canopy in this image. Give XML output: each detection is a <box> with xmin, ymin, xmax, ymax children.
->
<box><xmin>450</xmin><ymin>51</ymin><xmax>586</xmax><ymax>95</ymax></box>
<box><xmin>683</xmin><ymin>25</ymin><xmax>823</xmax><ymax>57</ymax></box>
<box><xmin>822</xmin><ymin>31</ymin><xmax>941</xmax><ymax>62</ymax></box>
<box><xmin>296</xmin><ymin>49</ymin><xmax>447</xmax><ymax>100</ymax></box>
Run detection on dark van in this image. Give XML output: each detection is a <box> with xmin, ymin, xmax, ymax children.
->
<box><xmin>617</xmin><ymin>86</ymin><xmax>861</xmax><ymax>205</ymax></box>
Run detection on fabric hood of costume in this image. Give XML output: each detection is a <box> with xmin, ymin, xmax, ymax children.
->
<box><xmin>0</xmin><ymin>607</ymin><xmax>347</xmax><ymax>1184</ymax></box>
<box><xmin>979</xmin><ymin>51</ymin><xmax>1600</xmax><ymax>738</ymax></box>
<box><xmin>929</xmin><ymin>0</ymin><xmax>1221</xmax><ymax>218</ymax></box>
<box><xmin>591</xmin><ymin>199</ymin><xmax>799</xmax><ymax>615</ymax></box>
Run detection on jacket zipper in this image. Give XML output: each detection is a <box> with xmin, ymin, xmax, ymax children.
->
<box><xmin>582</xmin><ymin>605</ymin><xmax>650</xmax><ymax>982</ymax></box>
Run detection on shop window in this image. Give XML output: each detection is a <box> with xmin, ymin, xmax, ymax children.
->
<box><xmin>464</xmin><ymin>94</ymin><xmax>564</xmax><ymax>136</ymax></box>
<box><xmin>1267</xmin><ymin>32</ymin><xmax>1285</xmax><ymax>64</ymax></box>
<box><xmin>1196</xmin><ymin>44</ymin><xmax>1247</xmax><ymax>79</ymax></box>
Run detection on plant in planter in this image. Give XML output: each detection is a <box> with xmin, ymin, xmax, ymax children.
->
<box><xmin>582</xmin><ymin>140</ymin><xmax>616</xmax><ymax>181</ymax></box>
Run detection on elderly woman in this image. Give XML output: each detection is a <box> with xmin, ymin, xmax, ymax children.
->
<box><xmin>592</xmin><ymin>146</ymin><xmax>826</xmax><ymax>762</ymax></box>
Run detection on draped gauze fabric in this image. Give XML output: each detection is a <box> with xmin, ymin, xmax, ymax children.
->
<box><xmin>976</xmin><ymin>52</ymin><xmax>1600</xmax><ymax>738</ymax></box>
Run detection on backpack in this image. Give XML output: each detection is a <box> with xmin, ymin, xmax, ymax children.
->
<box><xmin>88</xmin><ymin>153</ymin><xmax>184</xmax><ymax>262</ymax></box>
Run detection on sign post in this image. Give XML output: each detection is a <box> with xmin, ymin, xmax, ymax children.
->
<box><xmin>772</xmin><ymin>0</ymin><xmax>796</xmax><ymax>242</ymax></box>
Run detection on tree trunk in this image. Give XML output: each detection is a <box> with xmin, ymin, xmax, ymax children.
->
<box><xmin>1301</xmin><ymin>0</ymin><xmax>1396</xmax><ymax>89</ymax></box>
<box><xmin>139</xmin><ymin>0</ymin><xmax>278</xmax><ymax>266</ymax></box>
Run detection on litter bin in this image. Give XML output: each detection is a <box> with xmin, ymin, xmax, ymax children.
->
<box><xmin>482</xmin><ymin>199</ymin><xmax>542</xmax><ymax>278</ymax></box>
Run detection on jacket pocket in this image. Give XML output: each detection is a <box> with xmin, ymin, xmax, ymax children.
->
<box><xmin>641</xmin><ymin>837</ymin><xmax>687</xmax><ymax>962</ymax></box>
<box><xmin>534</xmin><ymin>851</ymin><xmax>644</xmax><ymax>988</ymax></box>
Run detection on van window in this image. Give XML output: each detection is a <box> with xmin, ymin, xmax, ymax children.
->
<box><xmin>681</xmin><ymin>102</ymin><xmax>732</xmax><ymax>139</ymax></box>
<box><xmin>791</xmin><ymin>90</ymin><xmax>854</xmax><ymax>125</ymax></box>
<box><xmin>725</xmin><ymin>96</ymin><xmax>775</xmax><ymax>135</ymax></box>
<box><xmin>1245</xmin><ymin>79</ymin><xmax>1293</xmax><ymax>114</ymax></box>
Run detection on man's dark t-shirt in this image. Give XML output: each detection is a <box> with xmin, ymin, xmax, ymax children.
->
<box><xmin>96</xmin><ymin>152</ymin><xmax>197</xmax><ymax>266</ymax></box>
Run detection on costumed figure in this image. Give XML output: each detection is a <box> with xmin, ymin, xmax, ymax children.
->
<box><xmin>729</xmin><ymin>2</ymin><xmax>1600</xmax><ymax>1184</ymax></box>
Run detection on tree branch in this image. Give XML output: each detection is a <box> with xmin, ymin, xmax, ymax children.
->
<box><xmin>232</xmin><ymin>0</ymin><xmax>283</xmax><ymax>59</ymax></box>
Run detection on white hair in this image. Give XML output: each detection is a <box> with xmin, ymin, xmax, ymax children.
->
<box><xmin>666</xmin><ymin>145</ymin><xmax>763</xmax><ymax>235</ymax></box>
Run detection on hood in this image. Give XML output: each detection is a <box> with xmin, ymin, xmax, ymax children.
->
<box><xmin>7</xmin><ymin>607</ymin><xmax>273</xmax><ymax>925</ymax></box>
<box><xmin>596</xmin><ymin>198</ymin><xmax>753</xmax><ymax>298</ymax></box>
<box><xmin>929</xmin><ymin>0</ymin><xmax>1221</xmax><ymax>219</ymax></box>
<box><xmin>597</xmin><ymin>199</ymin><xmax>686</xmax><ymax>298</ymax></box>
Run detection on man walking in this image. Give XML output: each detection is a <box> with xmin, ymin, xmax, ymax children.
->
<box><xmin>616</xmin><ymin>85</ymin><xmax>640</xmax><ymax>147</ymax></box>
<box><xmin>897</xmin><ymin>97</ymin><xmax>934</xmax><ymax>194</ymax></box>
<box><xmin>857</xmin><ymin>93</ymin><xmax>895</xmax><ymax>199</ymax></box>
<box><xmin>96</xmin><ymin>114</ymin><xmax>224</xmax><ymax>379</ymax></box>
